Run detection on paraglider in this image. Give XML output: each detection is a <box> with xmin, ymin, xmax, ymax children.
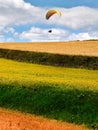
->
<box><xmin>46</xmin><ymin>9</ymin><xmax>61</xmax><ymax>33</ymax></box>
<box><xmin>46</xmin><ymin>9</ymin><xmax>61</xmax><ymax>20</ymax></box>
<box><xmin>48</xmin><ymin>30</ymin><xmax>52</xmax><ymax>33</ymax></box>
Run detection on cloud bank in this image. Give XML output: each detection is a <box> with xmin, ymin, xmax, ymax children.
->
<box><xmin>0</xmin><ymin>0</ymin><xmax>98</xmax><ymax>41</ymax></box>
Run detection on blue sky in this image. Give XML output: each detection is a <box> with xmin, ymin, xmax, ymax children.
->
<box><xmin>25</xmin><ymin>0</ymin><xmax>98</xmax><ymax>8</ymax></box>
<box><xmin>0</xmin><ymin>0</ymin><xmax>98</xmax><ymax>42</ymax></box>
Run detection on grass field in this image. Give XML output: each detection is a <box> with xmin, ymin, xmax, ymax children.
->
<box><xmin>0</xmin><ymin>40</ymin><xmax>98</xmax><ymax>56</ymax></box>
<box><xmin>0</xmin><ymin>58</ymin><xmax>98</xmax><ymax>90</ymax></box>
<box><xmin>0</xmin><ymin>58</ymin><xmax>98</xmax><ymax>128</ymax></box>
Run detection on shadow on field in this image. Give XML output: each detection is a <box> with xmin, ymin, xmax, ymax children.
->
<box><xmin>0</xmin><ymin>83</ymin><xmax>98</xmax><ymax>128</ymax></box>
<box><xmin>0</xmin><ymin>48</ymin><xmax>98</xmax><ymax>69</ymax></box>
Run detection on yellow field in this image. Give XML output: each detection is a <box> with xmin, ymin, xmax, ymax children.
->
<box><xmin>0</xmin><ymin>58</ymin><xmax>98</xmax><ymax>90</ymax></box>
<box><xmin>0</xmin><ymin>40</ymin><xmax>98</xmax><ymax>56</ymax></box>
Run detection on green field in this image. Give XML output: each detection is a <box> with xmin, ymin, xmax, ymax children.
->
<box><xmin>0</xmin><ymin>58</ymin><xmax>98</xmax><ymax>128</ymax></box>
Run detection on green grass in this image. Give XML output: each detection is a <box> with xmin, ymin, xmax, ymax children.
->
<box><xmin>0</xmin><ymin>58</ymin><xmax>98</xmax><ymax>128</ymax></box>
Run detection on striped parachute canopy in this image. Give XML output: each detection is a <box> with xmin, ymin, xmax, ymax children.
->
<box><xmin>46</xmin><ymin>9</ymin><xmax>61</xmax><ymax>20</ymax></box>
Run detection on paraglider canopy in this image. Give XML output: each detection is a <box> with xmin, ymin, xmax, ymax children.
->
<box><xmin>46</xmin><ymin>9</ymin><xmax>61</xmax><ymax>20</ymax></box>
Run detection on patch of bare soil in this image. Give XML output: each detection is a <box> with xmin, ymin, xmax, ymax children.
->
<box><xmin>0</xmin><ymin>108</ymin><xmax>88</xmax><ymax>130</ymax></box>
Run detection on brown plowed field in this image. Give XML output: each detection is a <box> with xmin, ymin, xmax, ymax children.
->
<box><xmin>0</xmin><ymin>108</ymin><xmax>88</xmax><ymax>130</ymax></box>
<box><xmin>0</xmin><ymin>40</ymin><xmax>98</xmax><ymax>56</ymax></box>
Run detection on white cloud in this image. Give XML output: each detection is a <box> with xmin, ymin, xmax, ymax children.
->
<box><xmin>0</xmin><ymin>26</ymin><xmax>18</xmax><ymax>42</ymax></box>
<box><xmin>89</xmin><ymin>31</ymin><xmax>98</xmax><ymax>38</ymax></box>
<box><xmin>0</xmin><ymin>26</ymin><xmax>98</xmax><ymax>42</ymax></box>
<box><xmin>20</xmin><ymin>27</ymin><xmax>69</xmax><ymax>41</ymax></box>
<box><xmin>6</xmin><ymin>37</ymin><xmax>14</xmax><ymax>42</ymax></box>
<box><xmin>0</xmin><ymin>0</ymin><xmax>98</xmax><ymax>30</ymax></box>
<box><xmin>5</xmin><ymin>27</ymin><xmax>15</xmax><ymax>33</ymax></box>
<box><xmin>68</xmin><ymin>32</ymin><xmax>91</xmax><ymax>41</ymax></box>
<box><xmin>0</xmin><ymin>0</ymin><xmax>98</xmax><ymax>41</ymax></box>
<box><xmin>0</xmin><ymin>0</ymin><xmax>45</xmax><ymax>26</ymax></box>
<box><xmin>0</xmin><ymin>35</ymin><xmax>5</xmax><ymax>42</ymax></box>
<box><xmin>49</xmin><ymin>6</ymin><xmax>98</xmax><ymax>30</ymax></box>
<box><xmin>0</xmin><ymin>26</ymin><xmax>5</xmax><ymax>34</ymax></box>
<box><xmin>19</xmin><ymin>26</ymin><xmax>98</xmax><ymax>41</ymax></box>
